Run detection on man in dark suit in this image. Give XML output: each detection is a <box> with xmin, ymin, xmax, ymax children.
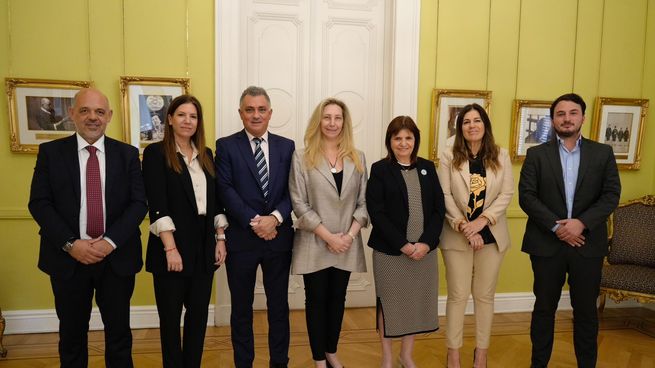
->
<box><xmin>28</xmin><ymin>88</ymin><xmax>147</xmax><ymax>368</ymax></box>
<box><xmin>215</xmin><ymin>86</ymin><xmax>295</xmax><ymax>368</ymax></box>
<box><xmin>35</xmin><ymin>97</ymin><xmax>57</xmax><ymax>130</ymax></box>
<box><xmin>519</xmin><ymin>93</ymin><xmax>621</xmax><ymax>368</ymax></box>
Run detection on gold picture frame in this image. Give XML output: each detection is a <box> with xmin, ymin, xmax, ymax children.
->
<box><xmin>510</xmin><ymin>99</ymin><xmax>553</xmax><ymax>162</ymax></box>
<box><xmin>429</xmin><ymin>89</ymin><xmax>491</xmax><ymax>164</ymax></box>
<box><xmin>590</xmin><ymin>97</ymin><xmax>649</xmax><ymax>170</ymax></box>
<box><xmin>119</xmin><ymin>76</ymin><xmax>190</xmax><ymax>153</ymax></box>
<box><xmin>5</xmin><ymin>78</ymin><xmax>91</xmax><ymax>153</ymax></box>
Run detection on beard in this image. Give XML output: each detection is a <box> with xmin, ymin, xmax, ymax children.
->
<box><xmin>553</xmin><ymin>124</ymin><xmax>581</xmax><ymax>138</ymax></box>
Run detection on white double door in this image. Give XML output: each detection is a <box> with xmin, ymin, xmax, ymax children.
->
<box><xmin>214</xmin><ymin>0</ymin><xmax>419</xmax><ymax>322</ymax></box>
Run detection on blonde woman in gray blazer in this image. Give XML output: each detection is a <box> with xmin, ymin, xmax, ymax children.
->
<box><xmin>437</xmin><ymin>104</ymin><xmax>514</xmax><ymax>368</ymax></box>
<box><xmin>289</xmin><ymin>98</ymin><xmax>368</xmax><ymax>368</ymax></box>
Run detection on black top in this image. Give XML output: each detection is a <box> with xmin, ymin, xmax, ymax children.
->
<box><xmin>467</xmin><ymin>155</ymin><xmax>496</xmax><ymax>245</ymax></box>
<box><xmin>332</xmin><ymin>171</ymin><xmax>343</xmax><ymax>196</ymax></box>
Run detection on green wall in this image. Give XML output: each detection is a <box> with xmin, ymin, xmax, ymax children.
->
<box><xmin>1</xmin><ymin>0</ymin><xmax>654</xmax><ymax>311</ymax></box>
<box><xmin>417</xmin><ymin>0</ymin><xmax>655</xmax><ymax>294</ymax></box>
<box><xmin>0</xmin><ymin>0</ymin><xmax>215</xmax><ymax>310</ymax></box>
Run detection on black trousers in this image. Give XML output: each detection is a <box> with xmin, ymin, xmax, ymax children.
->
<box><xmin>50</xmin><ymin>261</ymin><xmax>135</xmax><ymax>368</ymax></box>
<box><xmin>303</xmin><ymin>267</ymin><xmax>351</xmax><ymax>361</ymax></box>
<box><xmin>153</xmin><ymin>214</ymin><xmax>214</xmax><ymax>368</ymax></box>
<box><xmin>153</xmin><ymin>269</ymin><xmax>213</xmax><ymax>368</ymax></box>
<box><xmin>226</xmin><ymin>247</ymin><xmax>292</xmax><ymax>368</ymax></box>
<box><xmin>530</xmin><ymin>246</ymin><xmax>603</xmax><ymax>368</ymax></box>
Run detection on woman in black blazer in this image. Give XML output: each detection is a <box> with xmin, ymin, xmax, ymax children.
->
<box><xmin>142</xmin><ymin>95</ymin><xmax>226</xmax><ymax>368</ymax></box>
<box><xmin>366</xmin><ymin>116</ymin><xmax>445</xmax><ymax>368</ymax></box>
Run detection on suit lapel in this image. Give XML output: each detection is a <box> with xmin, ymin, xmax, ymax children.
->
<box><xmin>574</xmin><ymin>138</ymin><xmax>590</xmax><ymax>193</ymax></box>
<box><xmin>267</xmin><ymin>134</ymin><xmax>280</xmax><ymax>192</ymax></box>
<box><xmin>176</xmin><ymin>154</ymin><xmax>199</xmax><ymax>215</ymax></box>
<box><xmin>64</xmin><ymin>135</ymin><xmax>81</xmax><ymax>208</ymax></box>
<box><xmin>341</xmin><ymin>156</ymin><xmax>355</xmax><ymax>198</ymax></box>
<box><xmin>389</xmin><ymin>161</ymin><xmax>409</xmax><ymax>209</ymax></box>
<box><xmin>236</xmin><ymin>130</ymin><xmax>260</xmax><ymax>184</ymax></box>
<box><xmin>104</xmin><ymin>137</ymin><xmax>116</xmax><ymax>213</ymax></box>
<box><xmin>546</xmin><ymin>140</ymin><xmax>566</xmax><ymax>201</ymax></box>
<box><xmin>458</xmin><ymin>159</ymin><xmax>471</xmax><ymax>192</ymax></box>
<box><xmin>316</xmin><ymin>156</ymin><xmax>338</xmax><ymax>193</ymax></box>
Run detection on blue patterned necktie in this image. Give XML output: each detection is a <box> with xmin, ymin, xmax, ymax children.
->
<box><xmin>253</xmin><ymin>137</ymin><xmax>269</xmax><ymax>198</ymax></box>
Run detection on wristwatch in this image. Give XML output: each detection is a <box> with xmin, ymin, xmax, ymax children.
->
<box><xmin>62</xmin><ymin>239</ymin><xmax>76</xmax><ymax>252</ymax></box>
<box><xmin>215</xmin><ymin>233</ymin><xmax>226</xmax><ymax>241</ymax></box>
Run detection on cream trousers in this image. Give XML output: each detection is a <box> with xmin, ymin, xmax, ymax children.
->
<box><xmin>441</xmin><ymin>244</ymin><xmax>506</xmax><ymax>349</ymax></box>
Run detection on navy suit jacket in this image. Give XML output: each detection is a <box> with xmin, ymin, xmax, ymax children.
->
<box><xmin>519</xmin><ymin>137</ymin><xmax>621</xmax><ymax>257</ymax></box>
<box><xmin>215</xmin><ymin>130</ymin><xmax>295</xmax><ymax>252</ymax></box>
<box><xmin>28</xmin><ymin>134</ymin><xmax>147</xmax><ymax>279</ymax></box>
<box><xmin>142</xmin><ymin>142</ymin><xmax>224</xmax><ymax>275</ymax></box>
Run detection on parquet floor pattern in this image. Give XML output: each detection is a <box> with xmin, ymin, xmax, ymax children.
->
<box><xmin>0</xmin><ymin>307</ymin><xmax>653</xmax><ymax>367</ymax></box>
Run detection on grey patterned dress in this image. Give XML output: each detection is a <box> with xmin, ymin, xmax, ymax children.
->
<box><xmin>373</xmin><ymin>167</ymin><xmax>439</xmax><ymax>337</ymax></box>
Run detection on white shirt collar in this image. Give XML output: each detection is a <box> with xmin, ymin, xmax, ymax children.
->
<box><xmin>175</xmin><ymin>141</ymin><xmax>199</xmax><ymax>159</ymax></box>
<box><xmin>76</xmin><ymin>133</ymin><xmax>105</xmax><ymax>153</ymax></box>
<box><xmin>245</xmin><ymin>130</ymin><xmax>269</xmax><ymax>143</ymax></box>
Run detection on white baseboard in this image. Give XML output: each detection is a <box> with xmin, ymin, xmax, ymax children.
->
<box><xmin>3</xmin><ymin>305</ymin><xmax>214</xmax><ymax>335</ymax></box>
<box><xmin>4</xmin><ymin>293</ymin><xmax>650</xmax><ymax>334</ymax></box>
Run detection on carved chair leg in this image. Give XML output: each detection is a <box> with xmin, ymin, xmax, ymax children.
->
<box><xmin>0</xmin><ymin>307</ymin><xmax>6</xmax><ymax>358</ymax></box>
<box><xmin>598</xmin><ymin>292</ymin><xmax>607</xmax><ymax>314</ymax></box>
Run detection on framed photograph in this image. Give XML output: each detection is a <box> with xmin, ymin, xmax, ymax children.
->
<box><xmin>429</xmin><ymin>89</ymin><xmax>492</xmax><ymax>164</ymax></box>
<box><xmin>119</xmin><ymin>76</ymin><xmax>190</xmax><ymax>152</ymax></box>
<box><xmin>591</xmin><ymin>97</ymin><xmax>649</xmax><ymax>170</ymax></box>
<box><xmin>6</xmin><ymin>78</ymin><xmax>91</xmax><ymax>153</ymax></box>
<box><xmin>510</xmin><ymin>99</ymin><xmax>553</xmax><ymax>162</ymax></box>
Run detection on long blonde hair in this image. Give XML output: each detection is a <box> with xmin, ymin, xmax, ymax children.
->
<box><xmin>303</xmin><ymin>98</ymin><xmax>364</xmax><ymax>173</ymax></box>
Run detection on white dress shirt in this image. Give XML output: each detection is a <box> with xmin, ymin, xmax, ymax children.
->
<box><xmin>150</xmin><ymin>143</ymin><xmax>228</xmax><ymax>236</ymax></box>
<box><xmin>244</xmin><ymin>130</ymin><xmax>283</xmax><ymax>224</ymax></box>
<box><xmin>76</xmin><ymin>133</ymin><xmax>116</xmax><ymax>248</ymax></box>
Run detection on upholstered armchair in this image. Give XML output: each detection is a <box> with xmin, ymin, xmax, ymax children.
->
<box><xmin>0</xmin><ymin>307</ymin><xmax>5</xmax><ymax>357</ymax></box>
<box><xmin>598</xmin><ymin>195</ymin><xmax>655</xmax><ymax>312</ymax></box>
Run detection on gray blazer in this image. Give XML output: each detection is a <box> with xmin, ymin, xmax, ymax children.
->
<box><xmin>289</xmin><ymin>149</ymin><xmax>368</xmax><ymax>274</ymax></box>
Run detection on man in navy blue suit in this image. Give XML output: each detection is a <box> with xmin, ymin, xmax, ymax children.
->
<box><xmin>29</xmin><ymin>88</ymin><xmax>147</xmax><ymax>367</ymax></box>
<box><xmin>215</xmin><ymin>86</ymin><xmax>295</xmax><ymax>368</ymax></box>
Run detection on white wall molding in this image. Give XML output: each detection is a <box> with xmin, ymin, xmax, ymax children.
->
<box><xmin>3</xmin><ymin>305</ymin><xmax>215</xmax><ymax>335</ymax></box>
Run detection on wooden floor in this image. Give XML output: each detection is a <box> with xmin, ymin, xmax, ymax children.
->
<box><xmin>0</xmin><ymin>307</ymin><xmax>654</xmax><ymax>367</ymax></box>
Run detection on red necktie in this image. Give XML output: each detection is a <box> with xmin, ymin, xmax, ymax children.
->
<box><xmin>86</xmin><ymin>146</ymin><xmax>104</xmax><ymax>238</ymax></box>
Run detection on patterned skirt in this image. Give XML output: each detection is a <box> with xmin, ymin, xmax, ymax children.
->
<box><xmin>373</xmin><ymin>249</ymin><xmax>439</xmax><ymax>337</ymax></box>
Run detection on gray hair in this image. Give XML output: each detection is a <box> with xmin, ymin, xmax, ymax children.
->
<box><xmin>239</xmin><ymin>86</ymin><xmax>270</xmax><ymax>107</ymax></box>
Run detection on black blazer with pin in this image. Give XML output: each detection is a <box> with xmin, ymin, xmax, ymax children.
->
<box><xmin>519</xmin><ymin>137</ymin><xmax>621</xmax><ymax>257</ymax></box>
<box><xmin>142</xmin><ymin>142</ymin><xmax>223</xmax><ymax>275</ymax></box>
<box><xmin>29</xmin><ymin>134</ymin><xmax>147</xmax><ymax>279</ymax></box>
<box><xmin>366</xmin><ymin>157</ymin><xmax>446</xmax><ymax>255</ymax></box>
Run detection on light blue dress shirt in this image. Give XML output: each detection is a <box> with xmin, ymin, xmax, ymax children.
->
<box><xmin>551</xmin><ymin>135</ymin><xmax>582</xmax><ymax>232</ymax></box>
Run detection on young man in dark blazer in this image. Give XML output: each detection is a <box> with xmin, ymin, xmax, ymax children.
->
<box><xmin>519</xmin><ymin>93</ymin><xmax>621</xmax><ymax>368</ymax></box>
<box><xmin>215</xmin><ymin>86</ymin><xmax>295</xmax><ymax>368</ymax></box>
<box><xmin>28</xmin><ymin>88</ymin><xmax>147</xmax><ymax>367</ymax></box>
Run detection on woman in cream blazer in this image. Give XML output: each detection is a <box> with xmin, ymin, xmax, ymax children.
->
<box><xmin>289</xmin><ymin>98</ymin><xmax>368</xmax><ymax>368</ymax></box>
<box><xmin>437</xmin><ymin>103</ymin><xmax>514</xmax><ymax>368</ymax></box>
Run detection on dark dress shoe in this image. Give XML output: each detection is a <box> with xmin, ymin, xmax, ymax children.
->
<box><xmin>269</xmin><ymin>363</ymin><xmax>287</xmax><ymax>368</ymax></box>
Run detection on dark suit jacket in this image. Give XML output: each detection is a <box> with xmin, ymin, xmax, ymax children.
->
<box><xmin>28</xmin><ymin>134</ymin><xmax>147</xmax><ymax>279</ymax></box>
<box><xmin>142</xmin><ymin>142</ymin><xmax>224</xmax><ymax>275</ymax></box>
<box><xmin>519</xmin><ymin>137</ymin><xmax>621</xmax><ymax>257</ymax></box>
<box><xmin>366</xmin><ymin>157</ymin><xmax>446</xmax><ymax>255</ymax></box>
<box><xmin>215</xmin><ymin>130</ymin><xmax>295</xmax><ymax>252</ymax></box>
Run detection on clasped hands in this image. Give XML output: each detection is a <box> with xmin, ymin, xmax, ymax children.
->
<box><xmin>68</xmin><ymin>237</ymin><xmax>114</xmax><ymax>265</ymax></box>
<box><xmin>325</xmin><ymin>232</ymin><xmax>353</xmax><ymax>254</ymax></box>
<box><xmin>555</xmin><ymin>218</ymin><xmax>586</xmax><ymax>247</ymax></box>
<box><xmin>400</xmin><ymin>242</ymin><xmax>429</xmax><ymax>260</ymax></box>
<box><xmin>250</xmin><ymin>214</ymin><xmax>278</xmax><ymax>240</ymax></box>
<box><xmin>459</xmin><ymin>217</ymin><xmax>488</xmax><ymax>251</ymax></box>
